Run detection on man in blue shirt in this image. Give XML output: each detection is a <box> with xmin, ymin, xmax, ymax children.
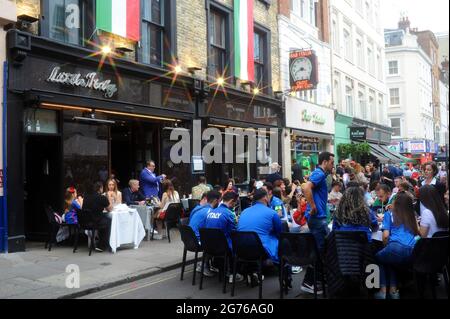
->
<box><xmin>140</xmin><ymin>160</ymin><xmax>166</xmax><ymax>199</ymax></box>
<box><xmin>271</xmin><ymin>187</ymin><xmax>287</xmax><ymax>221</ymax></box>
<box><xmin>238</xmin><ymin>189</ymin><xmax>282</xmax><ymax>264</ymax></box>
<box><xmin>301</xmin><ymin>151</ymin><xmax>335</xmax><ymax>294</ymax></box>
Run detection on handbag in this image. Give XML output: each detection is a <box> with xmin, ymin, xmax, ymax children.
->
<box><xmin>157</xmin><ymin>210</ymin><xmax>166</xmax><ymax>220</ymax></box>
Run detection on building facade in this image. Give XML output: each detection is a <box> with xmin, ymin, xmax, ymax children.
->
<box><xmin>385</xmin><ymin>26</ymin><xmax>436</xmax><ymax>164</ymax></box>
<box><xmin>0</xmin><ymin>0</ymin><xmax>17</xmax><ymax>253</ymax></box>
<box><xmin>278</xmin><ymin>0</ymin><xmax>335</xmax><ymax>179</ymax></box>
<box><xmin>3</xmin><ymin>0</ymin><xmax>282</xmax><ymax>252</ymax></box>
<box><xmin>329</xmin><ymin>0</ymin><xmax>392</xmax><ymax>162</ymax></box>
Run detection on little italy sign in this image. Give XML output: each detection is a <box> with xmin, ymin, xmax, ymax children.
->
<box><xmin>47</xmin><ymin>66</ymin><xmax>118</xmax><ymax>98</ymax></box>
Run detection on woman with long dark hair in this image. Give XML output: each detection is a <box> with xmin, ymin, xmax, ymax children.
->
<box><xmin>375</xmin><ymin>192</ymin><xmax>420</xmax><ymax>299</ymax></box>
<box><xmin>332</xmin><ymin>186</ymin><xmax>374</xmax><ymax>241</ymax></box>
<box><xmin>419</xmin><ymin>185</ymin><xmax>449</xmax><ymax>238</ymax></box>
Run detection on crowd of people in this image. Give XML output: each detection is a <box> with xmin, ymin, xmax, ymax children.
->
<box><xmin>185</xmin><ymin>154</ymin><xmax>449</xmax><ymax>298</ymax></box>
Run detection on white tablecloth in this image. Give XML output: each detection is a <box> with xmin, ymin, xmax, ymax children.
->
<box><xmin>109</xmin><ymin>204</ymin><xmax>146</xmax><ymax>253</ymax></box>
<box><xmin>181</xmin><ymin>198</ymin><xmax>189</xmax><ymax>211</ymax></box>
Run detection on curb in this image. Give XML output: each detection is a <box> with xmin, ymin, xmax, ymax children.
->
<box><xmin>58</xmin><ymin>257</ymin><xmax>198</xmax><ymax>299</ymax></box>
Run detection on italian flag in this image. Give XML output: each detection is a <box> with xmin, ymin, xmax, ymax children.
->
<box><xmin>234</xmin><ymin>0</ymin><xmax>254</xmax><ymax>82</ymax></box>
<box><xmin>96</xmin><ymin>0</ymin><xmax>140</xmax><ymax>41</ymax></box>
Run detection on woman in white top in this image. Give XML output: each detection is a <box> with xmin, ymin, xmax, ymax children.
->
<box><xmin>105</xmin><ymin>178</ymin><xmax>122</xmax><ymax>207</ymax></box>
<box><xmin>154</xmin><ymin>180</ymin><xmax>180</xmax><ymax>239</ymax></box>
<box><xmin>418</xmin><ymin>185</ymin><xmax>449</xmax><ymax>238</ymax></box>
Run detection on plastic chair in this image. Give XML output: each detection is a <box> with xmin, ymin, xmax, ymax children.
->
<box><xmin>230</xmin><ymin>231</ymin><xmax>267</xmax><ymax>299</ymax></box>
<box><xmin>74</xmin><ymin>209</ymin><xmax>98</xmax><ymax>256</ymax></box>
<box><xmin>179</xmin><ymin>225</ymin><xmax>203</xmax><ymax>285</ymax></box>
<box><xmin>199</xmin><ymin>228</ymin><xmax>230</xmax><ymax>293</ymax></box>
<box><xmin>278</xmin><ymin>232</ymin><xmax>325</xmax><ymax>299</ymax></box>
<box><xmin>412</xmin><ymin>235</ymin><xmax>449</xmax><ymax>298</ymax></box>
<box><xmin>324</xmin><ymin>231</ymin><xmax>374</xmax><ymax>298</ymax></box>
<box><xmin>152</xmin><ymin>203</ymin><xmax>182</xmax><ymax>243</ymax></box>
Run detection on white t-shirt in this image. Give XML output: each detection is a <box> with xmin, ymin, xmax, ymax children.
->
<box><xmin>420</xmin><ymin>203</ymin><xmax>448</xmax><ymax>238</ymax></box>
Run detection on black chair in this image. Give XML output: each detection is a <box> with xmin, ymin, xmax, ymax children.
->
<box><xmin>74</xmin><ymin>209</ymin><xmax>98</xmax><ymax>256</ymax></box>
<box><xmin>199</xmin><ymin>228</ymin><xmax>230</xmax><ymax>293</ymax></box>
<box><xmin>44</xmin><ymin>205</ymin><xmax>77</xmax><ymax>251</ymax></box>
<box><xmin>230</xmin><ymin>231</ymin><xmax>267</xmax><ymax>299</ymax></box>
<box><xmin>179</xmin><ymin>225</ymin><xmax>203</xmax><ymax>285</ymax></box>
<box><xmin>278</xmin><ymin>232</ymin><xmax>325</xmax><ymax>299</ymax></box>
<box><xmin>152</xmin><ymin>203</ymin><xmax>182</xmax><ymax>243</ymax></box>
<box><xmin>240</xmin><ymin>197</ymin><xmax>252</xmax><ymax>211</ymax></box>
<box><xmin>412</xmin><ymin>235</ymin><xmax>449</xmax><ymax>298</ymax></box>
<box><xmin>324</xmin><ymin>231</ymin><xmax>374</xmax><ymax>299</ymax></box>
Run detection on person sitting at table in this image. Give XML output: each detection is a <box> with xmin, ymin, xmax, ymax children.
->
<box><xmin>123</xmin><ymin>180</ymin><xmax>146</xmax><ymax>206</ymax></box>
<box><xmin>188</xmin><ymin>190</ymin><xmax>222</xmax><ymax>277</ymax></box>
<box><xmin>374</xmin><ymin>192</ymin><xmax>420</xmax><ymax>299</ymax></box>
<box><xmin>238</xmin><ymin>189</ymin><xmax>282</xmax><ymax>265</ymax></box>
<box><xmin>332</xmin><ymin>186</ymin><xmax>374</xmax><ymax>242</ymax></box>
<box><xmin>222</xmin><ymin>178</ymin><xmax>238</xmax><ymax>195</ymax></box>
<box><xmin>191</xmin><ymin>176</ymin><xmax>211</xmax><ymax>200</ymax></box>
<box><xmin>82</xmin><ymin>181</ymin><xmax>113</xmax><ymax>252</ymax></box>
<box><xmin>418</xmin><ymin>185</ymin><xmax>449</xmax><ymax>238</ymax></box>
<box><xmin>272</xmin><ymin>187</ymin><xmax>288</xmax><ymax>222</ymax></box>
<box><xmin>190</xmin><ymin>192</ymin><xmax>208</xmax><ymax>217</ymax></box>
<box><xmin>152</xmin><ymin>180</ymin><xmax>180</xmax><ymax>240</ymax></box>
<box><xmin>63</xmin><ymin>186</ymin><xmax>82</xmax><ymax>225</ymax></box>
<box><xmin>105</xmin><ymin>178</ymin><xmax>122</xmax><ymax>207</ymax></box>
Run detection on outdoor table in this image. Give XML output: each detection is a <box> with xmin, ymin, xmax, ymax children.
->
<box><xmin>328</xmin><ymin>222</ymin><xmax>383</xmax><ymax>241</ymax></box>
<box><xmin>109</xmin><ymin>204</ymin><xmax>146</xmax><ymax>253</ymax></box>
<box><xmin>181</xmin><ymin>198</ymin><xmax>190</xmax><ymax>211</ymax></box>
<box><xmin>130</xmin><ymin>204</ymin><xmax>155</xmax><ymax>241</ymax></box>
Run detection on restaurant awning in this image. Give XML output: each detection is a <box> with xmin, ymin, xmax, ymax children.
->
<box><xmin>378</xmin><ymin>145</ymin><xmax>416</xmax><ymax>163</ymax></box>
<box><xmin>368</xmin><ymin>143</ymin><xmax>392</xmax><ymax>164</ymax></box>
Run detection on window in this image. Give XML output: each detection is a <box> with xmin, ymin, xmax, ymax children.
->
<box><xmin>345</xmin><ymin>78</ymin><xmax>354</xmax><ymax>116</ymax></box>
<box><xmin>332</xmin><ymin>18</ymin><xmax>339</xmax><ymax>52</ymax></box>
<box><xmin>358</xmin><ymin>86</ymin><xmax>367</xmax><ymax>119</ymax></box>
<box><xmin>369</xmin><ymin>91</ymin><xmax>376</xmax><ymax>122</ymax></box>
<box><xmin>309</xmin><ymin>0</ymin><xmax>315</xmax><ymax>25</ymax></box>
<box><xmin>48</xmin><ymin>0</ymin><xmax>81</xmax><ymax>45</ymax></box>
<box><xmin>254</xmin><ymin>30</ymin><xmax>268</xmax><ymax>90</ymax></box>
<box><xmin>356</xmin><ymin>37</ymin><xmax>364</xmax><ymax>69</ymax></box>
<box><xmin>365</xmin><ymin>1</ymin><xmax>373</xmax><ymax>25</ymax></box>
<box><xmin>301</xmin><ymin>0</ymin><xmax>306</xmax><ymax>18</ymax></box>
<box><xmin>388</xmin><ymin>61</ymin><xmax>398</xmax><ymax>75</ymax></box>
<box><xmin>367</xmin><ymin>45</ymin><xmax>374</xmax><ymax>75</ymax></box>
<box><xmin>390</xmin><ymin>118</ymin><xmax>401</xmax><ymax>137</ymax></box>
<box><xmin>141</xmin><ymin>0</ymin><xmax>164</xmax><ymax>66</ymax></box>
<box><xmin>356</xmin><ymin>0</ymin><xmax>363</xmax><ymax>14</ymax></box>
<box><xmin>333</xmin><ymin>72</ymin><xmax>341</xmax><ymax>111</ymax></box>
<box><xmin>209</xmin><ymin>10</ymin><xmax>227</xmax><ymax>78</ymax></box>
<box><xmin>390</xmin><ymin>88</ymin><xmax>400</xmax><ymax>105</ymax></box>
<box><xmin>377</xmin><ymin>49</ymin><xmax>382</xmax><ymax>80</ymax></box>
<box><xmin>378</xmin><ymin>94</ymin><xmax>384</xmax><ymax>124</ymax></box>
<box><xmin>344</xmin><ymin>27</ymin><xmax>353</xmax><ymax>61</ymax></box>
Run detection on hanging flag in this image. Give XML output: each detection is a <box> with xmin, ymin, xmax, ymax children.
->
<box><xmin>234</xmin><ymin>0</ymin><xmax>254</xmax><ymax>82</ymax></box>
<box><xmin>96</xmin><ymin>0</ymin><xmax>140</xmax><ymax>41</ymax></box>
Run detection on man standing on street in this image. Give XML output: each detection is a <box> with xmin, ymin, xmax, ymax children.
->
<box><xmin>300</xmin><ymin>151</ymin><xmax>335</xmax><ymax>294</ymax></box>
<box><xmin>140</xmin><ymin>160</ymin><xmax>166</xmax><ymax>199</ymax></box>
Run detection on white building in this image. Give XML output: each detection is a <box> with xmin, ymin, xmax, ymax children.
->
<box><xmin>436</xmin><ymin>32</ymin><xmax>449</xmax><ymax>66</ymax></box>
<box><xmin>329</xmin><ymin>0</ymin><xmax>388</xmax><ymax>125</ymax></box>
<box><xmin>385</xmin><ymin>28</ymin><xmax>435</xmax><ymax>156</ymax></box>
<box><xmin>278</xmin><ymin>0</ymin><xmax>335</xmax><ymax>179</ymax></box>
<box><xmin>439</xmin><ymin>79</ymin><xmax>449</xmax><ymax>148</ymax></box>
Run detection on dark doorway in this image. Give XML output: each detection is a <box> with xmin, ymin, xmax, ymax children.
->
<box><xmin>24</xmin><ymin>135</ymin><xmax>62</xmax><ymax>241</ymax></box>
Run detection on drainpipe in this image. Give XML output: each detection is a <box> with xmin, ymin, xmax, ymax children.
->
<box><xmin>1</xmin><ymin>61</ymin><xmax>8</xmax><ymax>253</ymax></box>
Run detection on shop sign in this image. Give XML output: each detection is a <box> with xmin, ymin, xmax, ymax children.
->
<box><xmin>389</xmin><ymin>143</ymin><xmax>400</xmax><ymax>153</ymax></box>
<box><xmin>301</xmin><ymin>110</ymin><xmax>326</xmax><ymax>125</ymax></box>
<box><xmin>350</xmin><ymin>127</ymin><xmax>367</xmax><ymax>140</ymax></box>
<box><xmin>47</xmin><ymin>66</ymin><xmax>118</xmax><ymax>98</ymax></box>
<box><xmin>289</xmin><ymin>49</ymin><xmax>319</xmax><ymax>91</ymax></box>
<box><xmin>426</xmin><ymin>141</ymin><xmax>431</xmax><ymax>153</ymax></box>
<box><xmin>410</xmin><ymin>140</ymin><xmax>425</xmax><ymax>153</ymax></box>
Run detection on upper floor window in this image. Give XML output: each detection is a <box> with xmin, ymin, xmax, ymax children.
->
<box><xmin>389</xmin><ymin>88</ymin><xmax>400</xmax><ymax>105</ymax></box>
<box><xmin>390</xmin><ymin>118</ymin><xmax>401</xmax><ymax>137</ymax></box>
<box><xmin>141</xmin><ymin>0</ymin><xmax>164</xmax><ymax>66</ymax></box>
<box><xmin>356</xmin><ymin>38</ymin><xmax>364</xmax><ymax>69</ymax></box>
<box><xmin>343</xmin><ymin>27</ymin><xmax>353</xmax><ymax>62</ymax></box>
<box><xmin>345</xmin><ymin>78</ymin><xmax>354</xmax><ymax>116</ymax></box>
<box><xmin>367</xmin><ymin>45</ymin><xmax>374</xmax><ymax>75</ymax></box>
<box><xmin>254</xmin><ymin>29</ymin><xmax>270</xmax><ymax>92</ymax></box>
<box><xmin>309</xmin><ymin>0</ymin><xmax>315</xmax><ymax>25</ymax></box>
<box><xmin>388</xmin><ymin>61</ymin><xmax>399</xmax><ymax>75</ymax></box>
<box><xmin>209</xmin><ymin>8</ymin><xmax>230</xmax><ymax>80</ymax></box>
<box><xmin>332</xmin><ymin>18</ymin><xmax>339</xmax><ymax>53</ymax></box>
<box><xmin>47</xmin><ymin>0</ymin><xmax>82</xmax><ymax>45</ymax></box>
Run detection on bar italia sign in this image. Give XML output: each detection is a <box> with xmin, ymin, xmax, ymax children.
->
<box><xmin>289</xmin><ymin>49</ymin><xmax>319</xmax><ymax>91</ymax></box>
<box><xmin>47</xmin><ymin>66</ymin><xmax>118</xmax><ymax>98</ymax></box>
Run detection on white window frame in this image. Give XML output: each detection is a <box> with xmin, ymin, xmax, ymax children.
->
<box><xmin>343</xmin><ymin>25</ymin><xmax>353</xmax><ymax>62</ymax></box>
<box><xmin>388</xmin><ymin>60</ymin><xmax>399</xmax><ymax>75</ymax></box>
<box><xmin>390</xmin><ymin>118</ymin><xmax>401</xmax><ymax>137</ymax></box>
<box><xmin>389</xmin><ymin>88</ymin><xmax>400</xmax><ymax>106</ymax></box>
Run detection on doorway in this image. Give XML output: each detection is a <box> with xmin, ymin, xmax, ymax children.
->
<box><xmin>24</xmin><ymin>135</ymin><xmax>62</xmax><ymax>240</ymax></box>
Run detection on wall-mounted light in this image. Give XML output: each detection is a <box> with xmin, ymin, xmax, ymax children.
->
<box><xmin>174</xmin><ymin>65</ymin><xmax>183</xmax><ymax>74</ymax></box>
<box><xmin>216</xmin><ymin>77</ymin><xmax>225</xmax><ymax>86</ymax></box>
<box><xmin>101</xmin><ymin>45</ymin><xmax>112</xmax><ymax>55</ymax></box>
<box><xmin>115</xmin><ymin>46</ymin><xmax>134</xmax><ymax>55</ymax></box>
<box><xmin>188</xmin><ymin>66</ymin><xmax>202</xmax><ymax>75</ymax></box>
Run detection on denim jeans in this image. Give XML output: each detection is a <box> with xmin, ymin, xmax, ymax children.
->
<box><xmin>307</xmin><ymin>217</ymin><xmax>329</xmax><ymax>252</ymax></box>
<box><xmin>375</xmin><ymin>242</ymin><xmax>414</xmax><ymax>288</ymax></box>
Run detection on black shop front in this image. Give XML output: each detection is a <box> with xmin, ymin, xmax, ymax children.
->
<box><xmin>5</xmin><ymin>30</ymin><xmax>195</xmax><ymax>251</ymax></box>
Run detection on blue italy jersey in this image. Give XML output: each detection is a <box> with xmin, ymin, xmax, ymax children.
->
<box><xmin>305</xmin><ymin>167</ymin><xmax>328</xmax><ymax>220</ymax></box>
<box><xmin>270</xmin><ymin>196</ymin><xmax>287</xmax><ymax>221</ymax></box>
<box><xmin>204</xmin><ymin>203</ymin><xmax>237</xmax><ymax>250</ymax></box>
<box><xmin>188</xmin><ymin>204</ymin><xmax>213</xmax><ymax>242</ymax></box>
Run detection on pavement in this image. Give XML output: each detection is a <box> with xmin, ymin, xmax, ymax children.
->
<box><xmin>0</xmin><ymin>230</ymin><xmax>195</xmax><ymax>299</ymax></box>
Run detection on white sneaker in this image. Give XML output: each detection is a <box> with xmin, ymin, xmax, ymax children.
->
<box><xmin>229</xmin><ymin>273</ymin><xmax>244</xmax><ymax>283</ymax></box>
<box><xmin>209</xmin><ymin>265</ymin><xmax>220</xmax><ymax>273</ymax></box>
<box><xmin>292</xmin><ymin>266</ymin><xmax>303</xmax><ymax>274</ymax></box>
<box><xmin>196</xmin><ymin>265</ymin><xmax>215</xmax><ymax>277</ymax></box>
<box><xmin>153</xmin><ymin>234</ymin><xmax>163</xmax><ymax>240</ymax></box>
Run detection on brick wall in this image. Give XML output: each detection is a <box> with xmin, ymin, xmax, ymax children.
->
<box><xmin>177</xmin><ymin>0</ymin><xmax>280</xmax><ymax>92</ymax></box>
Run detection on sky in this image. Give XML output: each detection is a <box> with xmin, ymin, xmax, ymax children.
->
<box><xmin>381</xmin><ymin>0</ymin><xmax>449</xmax><ymax>33</ymax></box>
